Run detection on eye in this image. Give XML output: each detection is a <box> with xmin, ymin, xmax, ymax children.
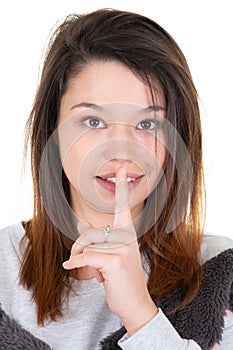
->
<box><xmin>136</xmin><ymin>119</ymin><xmax>158</xmax><ymax>130</ymax></box>
<box><xmin>82</xmin><ymin>116</ymin><xmax>107</xmax><ymax>129</ymax></box>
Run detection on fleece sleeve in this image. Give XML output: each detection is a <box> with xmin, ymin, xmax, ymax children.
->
<box><xmin>218</xmin><ymin>311</ymin><xmax>233</xmax><ymax>349</ymax></box>
<box><xmin>117</xmin><ymin>308</ymin><xmax>201</xmax><ymax>350</ymax></box>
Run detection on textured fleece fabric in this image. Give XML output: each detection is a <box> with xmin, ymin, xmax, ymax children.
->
<box><xmin>0</xmin><ymin>222</ymin><xmax>233</xmax><ymax>350</ymax></box>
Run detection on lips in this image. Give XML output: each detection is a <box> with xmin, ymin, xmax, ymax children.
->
<box><xmin>95</xmin><ymin>173</ymin><xmax>144</xmax><ymax>192</ymax></box>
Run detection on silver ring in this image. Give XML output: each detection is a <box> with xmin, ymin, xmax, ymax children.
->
<box><xmin>103</xmin><ymin>225</ymin><xmax>110</xmax><ymax>243</ymax></box>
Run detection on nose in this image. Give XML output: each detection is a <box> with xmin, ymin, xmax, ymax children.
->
<box><xmin>109</xmin><ymin>122</ymin><xmax>133</xmax><ymax>139</ymax></box>
<box><xmin>103</xmin><ymin>123</ymin><xmax>137</xmax><ymax>162</ymax></box>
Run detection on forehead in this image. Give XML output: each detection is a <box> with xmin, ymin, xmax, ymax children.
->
<box><xmin>60</xmin><ymin>60</ymin><xmax>165</xmax><ymax>121</ymax></box>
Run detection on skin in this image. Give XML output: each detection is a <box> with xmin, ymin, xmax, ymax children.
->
<box><xmin>60</xmin><ymin>61</ymin><xmax>167</xmax><ymax>335</ymax></box>
<box><xmin>59</xmin><ymin>60</ymin><xmax>166</xmax><ymax>227</ymax></box>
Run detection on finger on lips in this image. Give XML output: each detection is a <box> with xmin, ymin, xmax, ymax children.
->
<box><xmin>63</xmin><ymin>166</ymin><xmax>137</xmax><ymax>269</ymax></box>
<box><xmin>113</xmin><ymin>167</ymin><xmax>133</xmax><ymax>228</ymax></box>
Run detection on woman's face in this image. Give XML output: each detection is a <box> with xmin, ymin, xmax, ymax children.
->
<box><xmin>58</xmin><ymin>60</ymin><xmax>167</xmax><ymax>226</ymax></box>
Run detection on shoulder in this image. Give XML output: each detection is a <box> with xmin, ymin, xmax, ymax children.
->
<box><xmin>0</xmin><ymin>222</ymin><xmax>25</xmax><ymax>262</ymax></box>
<box><xmin>0</xmin><ymin>222</ymin><xmax>26</xmax><ymax>291</ymax></box>
<box><xmin>200</xmin><ymin>234</ymin><xmax>233</xmax><ymax>264</ymax></box>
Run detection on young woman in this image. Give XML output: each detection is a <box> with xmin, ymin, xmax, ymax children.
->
<box><xmin>0</xmin><ymin>8</ymin><xmax>232</xmax><ymax>350</ymax></box>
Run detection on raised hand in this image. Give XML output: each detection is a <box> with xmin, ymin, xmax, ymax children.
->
<box><xmin>63</xmin><ymin>167</ymin><xmax>158</xmax><ymax>335</ymax></box>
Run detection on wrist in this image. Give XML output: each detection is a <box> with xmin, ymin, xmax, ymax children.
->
<box><xmin>122</xmin><ymin>298</ymin><xmax>158</xmax><ymax>336</ymax></box>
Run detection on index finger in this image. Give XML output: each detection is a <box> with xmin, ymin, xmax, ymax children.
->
<box><xmin>113</xmin><ymin>167</ymin><xmax>133</xmax><ymax>228</ymax></box>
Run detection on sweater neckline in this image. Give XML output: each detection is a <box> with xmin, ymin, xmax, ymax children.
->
<box><xmin>70</xmin><ymin>276</ymin><xmax>104</xmax><ymax>294</ymax></box>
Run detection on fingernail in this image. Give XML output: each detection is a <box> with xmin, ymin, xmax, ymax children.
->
<box><xmin>62</xmin><ymin>260</ymin><xmax>69</xmax><ymax>269</ymax></box>
<box><xmin>121</xmin><ymin>167</ymin><xmax>126</xmax><ymax>178</ymax></box>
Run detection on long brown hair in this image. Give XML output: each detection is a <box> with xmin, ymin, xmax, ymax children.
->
<box><xmin>20</xmin><ymin>9</ymin><xmax>205</xmax><ymax>325</ymax></box>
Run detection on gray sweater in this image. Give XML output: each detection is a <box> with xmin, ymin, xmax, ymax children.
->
<box><xmin>0</xmin><ymin>222</ymin><xmax>233</xmax><ymax>349</ymax></box>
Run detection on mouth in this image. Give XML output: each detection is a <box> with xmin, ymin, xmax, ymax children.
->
<box><xmin>95</xmin><ymin>173</ymin><xmax>144</xmax><ymax>193</ymax></box>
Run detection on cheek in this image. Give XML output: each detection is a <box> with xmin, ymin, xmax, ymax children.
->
<box><xmin>132</xmin><ymin>137</ymin><xmax>166</xmax><ymax>199</ymax></box>
<box><xmin>62</xmin><ymin>145</ymin><xmax>82</xmax><ymax>187</ymax></box>
<box><xmin>156</xmin><ymin>140</ymin><xmax>167</xmax><ymax>167</ymax></box>
<box><xmin>61</xmin><ymin>138</ymin><xmax>93</xmax><ymax>187</ymax></box>
<box><xmin>61</xmin><ymin>133</ymin><xmax>107</xmax><ymax>190</ymax></box>
<box><xmin>142</xmin><ymin>134</ymin><xmax>167</xmax><ymax>169</ymax></box>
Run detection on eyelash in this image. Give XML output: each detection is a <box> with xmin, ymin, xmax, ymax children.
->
<box><xmin>82</xmin><ymin>116</ymin><xmax>107</xmax><ymax>128</ymax></box>
<box><xmin>80</xmin><ymin>116</ymin><xmax>160</xmax><ymax>130</ymax></box>
<box><xmin>136</xmin><ymin>119</ymin><xmax>159</xmax><ymax>130</ymax></box>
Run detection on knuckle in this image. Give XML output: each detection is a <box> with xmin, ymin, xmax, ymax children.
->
<box><xmin>71</xmin><ymin>241</ymin><xmax>79</xmax><ymax>255</ymax></box>
<box><xmin>82</xmin><ymin>251</ymin><xmax>89</xmax><ymax>262</ymax></box>
<box><xmin>77</xmin><ymin>229</ymin><xmax>93</xmax><ymax>245</ymax></box>
<box><xmin>120</xmin><ymin>245</ymin><xmax>129</xmax><ymax>256</ymax></box>
<box><xmin>112</xmin><ymin>255</ymin><xmax>123</xmax><ymax>270</ymax></box>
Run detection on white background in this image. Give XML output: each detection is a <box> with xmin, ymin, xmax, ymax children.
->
<box><xmin>0</xmin><ymin>0</ymin><xmax>232</xmax><ymax>239</ymax></box>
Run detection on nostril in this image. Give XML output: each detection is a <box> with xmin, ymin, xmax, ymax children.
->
<box><xmin>111</xmin><ymin>158</ymin><xmax>132</xmax><ymax>164</ymax></box>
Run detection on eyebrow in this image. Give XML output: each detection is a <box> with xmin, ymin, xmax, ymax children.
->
<box><xmin>143</xmin><ymin>105</ymin><xmax>166</xmax><ymax>112</ymax></box>
<box><xmin>70</xmin><ymin>102</ymin><xmax>103</xmax><ymax>111</ymax></box>
<box><xmin>70</xmin><ymin>102</ymin><xmax>166</xmax><ymax>112</ymax></box>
